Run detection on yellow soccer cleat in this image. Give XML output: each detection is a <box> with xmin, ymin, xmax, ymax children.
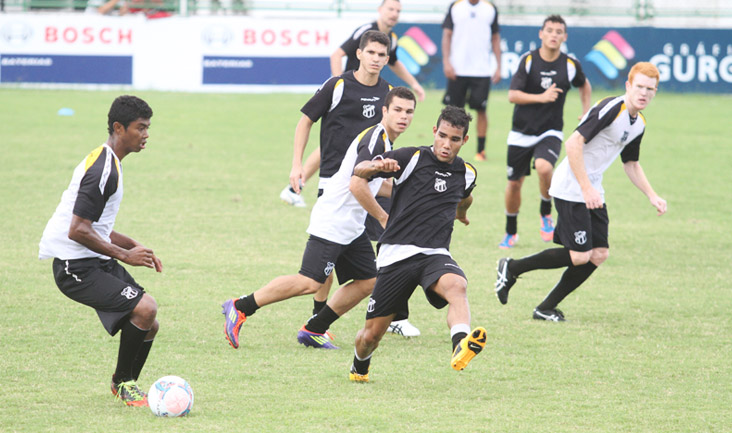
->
<box><xmin>349</xmin><ymin>365</ymin><xmax>369</xmax><ymax>383</ymax></box>
<box><xmin>451</xmin><ymin>327</ymin><xmax>487</xmax><ymax>371</ymax></box>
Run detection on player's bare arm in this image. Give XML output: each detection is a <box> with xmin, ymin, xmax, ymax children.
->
<box><xmin>390</xmin><ymin>61</ymin><xmax>426</xmax><ymax>101</ymax></box>
<box><xmin>508</xmin><ymin>85</ymin><xmax>563</xmax><ymax>105</ymax></box>
<box><xmin>349</xmin><ymin>176</ymin><xmax>389</xmax><ymax>229</ymax></box>
<box><xmin>377</xmin><ymin>178</ymin><xmax>393</xmax><ymax>198</ymax></box>
<box><xmin>353</xmin><ymin>158</ymin><xmax>400</xmax><ymax>178</ymax></box>
<box><xmin>330</xmin><ymin>47</ymin><xmax>346</xmax><ymax>76</ymax></box>
<box><xmin>491</xmin><ymin>32</ymin><xmax>501</xmax><ymax>84</ymax></box>
<box><xmin>456</xmin><ymin>194</ymin><xmax>473</xmax><ymax>226</ymax></box>
<box><xmin>441</xmin><ymin>29</ymin><xmax>456</xmax><ymax>81</ymax></box>
<box><xmin>566</xmin><ymin>131</ymin><xmax>602</xmax><ymax>209</ymax></box>
<box><xmin>290</xmin><ymin>114</ymin><xmax>315</xmax><ymax>193</ymax></box>
<box><xmin>623</xmin><ymin>160</ymin><xmax>667</xmax><ymax>215</ymax></box>
<box><xmin>68</xmin><ymin>215</ymin><xmax>159</xmax><ymax>270</ymax></box>
<box><xmin>578</xmin><ymin>79</ymin><xmax>592</xmax><ymax>119</ymax></box>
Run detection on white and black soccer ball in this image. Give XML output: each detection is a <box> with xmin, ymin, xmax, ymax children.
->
<box><xmin>148</xmin><ymin>375</ymin><xmax>194</xmax><ymax>417</ymax></box>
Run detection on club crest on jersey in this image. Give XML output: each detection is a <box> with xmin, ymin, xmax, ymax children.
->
<box><xmin>574</xmin><ymin>230</ymin><xmax>587</xmax><ymax>245</ymax></box>
<box><xmin>362</xmin><ymin>104</ymin><xmax>376</xmax><ymax>118</ymax></box>
<box><xmin>541</xmin><ymin>76</ymin><xmax>553</xmax><ymax>89</ymax></box>
<box><xmin>434</xmin><ymin>178</ymin><xmax>447</xmax><ymax>192</ymax></box>
<box><xmin>621</xmin><ymin>131</ymin><xmax>629</xmax><ymax>142</ymax></box>
<box><xmin>120</xmin><ymin>286</ymin><xmax>139</xmax><ymax>300</ymax></box>
<box><xmin>324</xmin><ymin>262</ymin><xmax>335</xmax><ymax>276</ymax></box>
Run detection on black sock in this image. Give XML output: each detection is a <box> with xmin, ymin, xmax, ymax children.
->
<box><xmin>477</xmin><ymin>137</ymin><xmax>486</xmax><ymax>153</ymax></box>
<box><xmin>312</xmin><ymin>299</ymin><xmax>327</xmax><ymax>316</ymax></box>
<box><xmin>289</xmin><ymin>186</ymin><xmax>296</xmax><ymax>193</ymax></box>
<box><xmin>305</xmin><ymin>305</ymin><xmax>340</xmax><ymax>334</ymax></box>
<box><xmin>451</xmin><ymin>332</ymin><xmax>468</xmax><ymax>351</ymax></box>
<box><xmin>540</xmin><ymin>197</ymin><xmax>552</xmax><ymax>216</ymax></box>
<box><xmin>352</xmin><ymin>351</ymin><xmax>372</xmax><ymax>375</ymax></box>
<box><xmin>536</xmin><ymin>262</ymin><xmax>598</xmax><ymax>311</ymax></box>
<box><xmin>114</xmin><ymin>321</ymin><xmax>149</xmax><ymax>383</ymax></box>
<box><xmin>505</xmin><ymin>212</ymin><xmax>518</xmax><ymax>235</ymax></box>
<box><xmin>235</xmin><ymin>293</ymin><xmax>259</xmax><ymax>317</ymax></box>
<box><xmin>510</xmin><ymin>247</ymin><xmax>572</xmax><ymax>276</ymax></box>
<box><xmin>131</xmin><ymin>339</ymin><xmax>154</xmax><ymax>381</ymax></box>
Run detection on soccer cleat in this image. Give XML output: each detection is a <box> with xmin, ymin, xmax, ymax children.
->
<box><xmin>387</xmin><ymin>319</ymin><xmax>421</xmax><ymax>337</ymax></box>
<box><xmin>474</xmin><ymin>151</ymin><xmax>486</xmax><ymax>161</ymax></box>
<box><xmin>113</xmin><ymin>380</ymin><xmax>148</xmax><ymax>407</ymax></box>
<box><xmin>533</xmin><ymin>308</ymin><xmax>566</xmax><ymax>322</ymax></box>
<box><xmin>495</xmin><ymin>257</ymin><xmax>517</xmax><ymax>305</ymax></box>
<box><xmin>279</xmin><ymin>185</ymin><xmax>306</xmax><ymax>208</ymax></box>
<box><xmin>540</xmin><ymin>215</ymin><xmax>555</xmax><ymax>242</ymax></box>
<box><xmin>499</xmin><ymin>233</ymin><xmax>518</xmax><ymax>249</ymax></box>
<box><xmin>451</xmin><ymin>327</ymin><xmax>487</xmax><ymax>371</ymax></box>
<box><xmin>221</xmin><ymin>298</ymin><xmax>247</xmax><ymax>349</ymax></box>
<box><xmin>297</xmin><ymin>326</ymin><xmax>339</xmax><ymax>349</ymax></box>
<box><xmin>349</xmin><ymin>365</ymin><xmax>369</xmax><ymax>383</ymax></box>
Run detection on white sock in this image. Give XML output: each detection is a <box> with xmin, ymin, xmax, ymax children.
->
<box><xmin>450</xmin><ymin>323</ymin><xmax>471</xmax><ymax>339</ymax></box>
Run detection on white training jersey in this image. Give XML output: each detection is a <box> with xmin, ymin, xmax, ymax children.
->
<box><xmin>549</xmin><ymin>96</ymin><xmax>645</xmax><ymax>203</ymax></box>
<box><xmin>39</xmin><ymin>144</ymin><xmax>123</xmax><ymax>260</ymax></box>
<box><xmin>307</xmin><ymin>124</ymin><xmax>391</xmax><ymax>245</ymax></box>
<box><xmin>442</xmin><ymin>0</ymin><xmax>500</xmax><ymax>77</ymax></box>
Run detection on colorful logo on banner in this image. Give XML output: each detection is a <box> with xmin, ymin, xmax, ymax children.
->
<box><xmin>585</xmin><ymin>30</ymin><xmax>635</xmax><ymax>80</ymax></box>
<box><xmin>396</xmin><ymin>26</ymin><xmax>437</xmax><ymax>75</ymax></box>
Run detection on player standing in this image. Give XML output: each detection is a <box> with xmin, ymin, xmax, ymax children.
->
<box><xmin>39</xmin><ymin>95</ymin><xmax>161</xmax><ymax>406</ymax></box>
<box><xmin>495</xmin><ymin>62</ymin><xmax>667</xmax><ymax>321</ymax></box>
<box><xmin>499</xmin><ymin>15</ymin><xmax>592</xmax><ymax>249</ymax></box>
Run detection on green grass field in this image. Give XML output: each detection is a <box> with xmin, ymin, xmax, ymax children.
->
<box><xmin>1</xmin><ymin>87</ymin><xmax>730</xmax><ymax>432</ymax></box>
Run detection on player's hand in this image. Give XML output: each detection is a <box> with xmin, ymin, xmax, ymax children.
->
<box><xmin>443</xmin><ymin>63</ymin><xmax>456</xmax><ymax>81</ymax></box>
<box><xmin>124</xmin><ymin>245</ymin><xmax>156</xmax><ymax>269</ymax></box>
<box><xmin>650</xmin><ymin>195</ymin><xmax>667</xmax><ymax>215</ymax></box>
<box><xmin>456</xmin><ymin>213</ymin><xmax>470</xmax><ymax>225</ymax></box>
<box><xmin>289</xmin><ymin>165</ymin><xmax>304</xmax><ymax>194</ymax></box>
<box><xmin>582</xmin><ymin>186</ymin><xmax>603</xmax><ymax>209</ymax></box>
<box><xmin>378</xmin><ymin>158</ymin><xmax>400</xmax><ymax>173</ymax></box>
<box><xmin>491</xmin><ymin>70</ymin><xmax>501</xmax><ymax>84</ymax></box>
<box><xmin>413</xmin><ymin>83</ymin><xmax>426</xmax><ymax>102</ymax></box>
<box><xmin>543</xmin><ymin>83</ymin><xmax>563</xmax><ymax>103</ymax></box>
<box><xmin>152</xmin><ymin>254</ymin><xmax>163</xmax><ymax>272</ymax></box>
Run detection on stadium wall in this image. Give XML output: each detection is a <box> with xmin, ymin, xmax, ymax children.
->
<box><xmin>1</xmin><ymin>14</ymin><xmax>730</xmax><ymax>93</ymax></box>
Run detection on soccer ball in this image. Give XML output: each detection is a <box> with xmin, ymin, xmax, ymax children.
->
<box><xmin>148</xmin><ymin>375</ymin><xmax>194</xmax><ymax>417</ymax></box>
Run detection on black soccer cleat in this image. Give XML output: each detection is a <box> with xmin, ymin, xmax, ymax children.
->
<box><xmin>495</xmin><ymin>258</ymin><xmax>517</xmax><ymax>305</ymax></box>
<box><xmin>532</xmin><ymin>308</ymin><xmax>566</xmax><ymax>322</ymax></box>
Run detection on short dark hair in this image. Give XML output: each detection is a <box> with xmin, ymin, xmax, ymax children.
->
<box><xmin>107</xmin><ymin>95</ymin><xmax>153</xmax><ymax>135</ymax></box>
<box><xmin>542</xmin><ymin>14</ymin><xmax>566</xmax><ymax>31</ymax></box>
<box><xmin>384</xmin><ymin>86</ymin><xmax>416</xmax><ymax>108</ymax></box>
<box><xmin>436</xmin><ymin>106</ymin><xmax>472</xmax><ymax>137</ymax></box>
<box><xmin>359</xmin><ymin>29</ymin><xmax>390</xmax><ymax>52</ymax></box>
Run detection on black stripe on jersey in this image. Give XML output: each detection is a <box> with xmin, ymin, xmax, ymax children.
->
<box><xmin>620</xmin><ymin>132</ymin><xmax>643</xmax><ymax>163</ymax></box>
<box><xmin>576</xmin><ymin>96</ymin><xmax>624</xmax><ymax>143</ymax></box>
<box><xmin>73</xmin><ymin>147</ymin><xmax>119</xmax><ymax>222</ymax></box>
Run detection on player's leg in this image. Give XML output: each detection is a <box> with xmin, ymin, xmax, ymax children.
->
<box><xmin>351</xmin><ymin>315</ymin><xmax>394</xmax><ymax>382</ymax></box>
<box><xmin>501</xmin><ymin>144</ymin><xmax>532</xmax><ymax>249</ymax></box>
<box><xmin>534</xmin><ymin>137</ymin><xmax>562</xmax><ymax>242</ymax></box>
<box><xmin>311</xmin><ymin>273</ymin><xmax>333</xmax><ymax>315</ymax></box>
<box><xmin>468</xmin><ymin>77</ymin><xmax>491</xmax><ymax>160</ymax></box>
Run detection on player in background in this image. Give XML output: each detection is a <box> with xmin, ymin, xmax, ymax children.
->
<box><xmin>441</xmin><ymin>0</ymin><xmax>501</xmax><ymax>161</ymax></box>
<box><xmin>280</xmin><ymin>0</ymin><xmax>425</xmax><ymax>208</ymax></box>
<box><xmin>499</xmin><ymin>15</ymin><xmax>592</xmax><ymax>249</ymax></box>
<box><xmin>221</xmin><ymin>87</ymin><xmax>416</xmax><ymax>351</ymax></box>
<box><xmin>349</xmin><ymin>106</ymin><xmax>487</xmax><ymax>383</ymax></box>
<box><xmin>494</xmin><ymin>62</ymin><xmax>667</xmax><ymax>321</ymax></box>
<box><xmin>38</xmin><ymin>95</ymin><xmax>161</xmax><ymax>407</ymax></box>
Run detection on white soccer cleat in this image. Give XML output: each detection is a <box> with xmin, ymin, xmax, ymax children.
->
<box><xmin>388</xmin><ymin>319</ymin><xmax>421</xmax><ymax>337</ymax></box>
<box><xmin>280</xmin><ymin>186</ymin><xmax>306</xmax><ymax>208</ymax></box>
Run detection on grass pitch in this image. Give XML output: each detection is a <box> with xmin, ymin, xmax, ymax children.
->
<box><xmin>0</xmin><ymin>87</ymin><xmax>730</xmax><ymax>432</ymax></box>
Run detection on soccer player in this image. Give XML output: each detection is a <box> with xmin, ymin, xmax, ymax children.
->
<box><xmin>494</xmin><ymin>62</ymin><xmax>667</xmax><ymax>321</ymax></box>
<box><xmin>221</xmin><ymin>87</ymin><xmax>417</xmax><ymax>350</ymax></box>
<box><xmin>441</xmin><ymin>0</ymin><xmax>501</xmax><ymax>161</ymax></box>
<box><xmin>38</xmin><ymin>95</ymin><xmax>161</xmax><ymax>407</ymax></box>
<box><xmin>499</xmin><ymin>15</ymin><xmax>592</xmax><ymax>249</ymax></box>
<box><xmin>349</xmin><ymin>106</ymin><xmax>487</xmax><ymax>383</ymax></box>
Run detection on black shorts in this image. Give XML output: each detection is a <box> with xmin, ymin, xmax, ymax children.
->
<box><xmin>52</xmin><ymin>258</ymin><xmax>145</xmax><ymax>336</ymax></box>
<box><xmin>365</xmin><ymin>254</ymin><xmax>467</xmax><ymax>320</ymax></box>
<box><xmin>442</xmin><ymin>76</ymin><xmax>491</xmax><ymax>111</ymax></box>
<box><xmin>553</xmin><ymin>198</ymin><xmax>610</xmax><ymax>252</ymax></box>
<box><xmin>506</xmin><ymin>136</ymin><xmax>562</xmax><ymax>180</ymax></box>
<box><xmin>298</xmin><ymin>232</ymin><xmax>377</xmax><ymax>285</ymax></box>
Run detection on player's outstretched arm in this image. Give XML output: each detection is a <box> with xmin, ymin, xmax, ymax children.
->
<box><xmin>389</xmin><ymin>61</ymin><xmax>425</xmax><ymax>101</ymax></box>
<box><xmin>623</xmin><ymin>160</ymin><xmax>667</xmax><ymax>215</ymax></box>
<box><xmin>353</xmin><ymin>158</ymin><xmax>400</xmax><ymax>179</ymax></box>
<box><xmin>455</xmin><ymin>194</ymin><xmax>473</xmax><ymax>226</ymax></box>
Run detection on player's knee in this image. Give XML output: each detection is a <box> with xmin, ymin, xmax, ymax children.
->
<box><xmin>535</xmin><ymin>159</ymin><xmax>553</xmax><ymax>178</ymax></box>
<box><xmin>507</xmin><ymin>180</ymin><xmax>523</xmax><ymax>193</ymax></box>
<box><xmin>360</xmin><ymin>327</ymin><xmax>383</xmax><ymax>350</ymax></box>
<box><xmin>134</xmin><ymin>293</ymin><xmax>157</xmax><ymax>320</ymax></box>
<box><xmin>439</xmin><ymin>275</ymin><xmax>468</xmax><ymax>302</ymax></box>
<box><xmin>591</xmin><ymin>248</ymin><xmax>609</xmax><ymax>266</ymax></box>
<box><xmin>296</xmin><ymin>274</ymin><xmax>322</xmax><ymax>295</ymax></box>
<box><xmin>569</xmin><ymin>250</ymin><xmax>592</xmax><ymax>266</ymax></box>
<box><xmin>354</xmin><ymin>278</ymin><xmax>376</xmax><ymax>297</ymax></box>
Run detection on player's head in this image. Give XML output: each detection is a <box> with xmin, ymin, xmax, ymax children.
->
<box><xmin>432</xmin><ymin>106</ymin><xmax>472</xmax><ymax>163</ymax></box>
<box><xmin>539</xmin><ymin>15</ymin><xmax>567</xmax><ymax>49</ymax></box>
<box><xmin>378</xmin><ymin>0</ymin><xmax>401</xmax><ymax>29</ymax></box>
<box><xmin>382</xmin><ymin>86</ymin><xmax>416</xmax><ymax>137</ymax></box>
<box><xmin>107</xmin><ymin>95</ymin><xmax>153</xmax><ymax>135</ymax></box>
<box><xmin>626</xmin><ymin>62</ymin><xmax>659</xmax><ymax>112</ymax></box>
<box><xmin>357</xmin><ymin>31</ymin><xmax>390</xmax><ymax>74</ymax></box>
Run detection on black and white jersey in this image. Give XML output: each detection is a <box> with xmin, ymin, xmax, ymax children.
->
<box><xmin>508</xmin><ymin>50</ymin><xmax>587</xmax><ymax>146</ymax></box>
<box><xmin>371</xmin><ymin>146</ymin><xmax>477</xmax><ymax>267</ymax></box>
<box><xmin>340</xmin><ymin>21</ymin><xmax>398</xmax><ymax>72</ymax></box>
<box><xmin>301</xmin><ymin>70</ymin><xmax>392</xmax><ymax>182</ymax></box>
<box><xmin>307</xmin><ymin>124</ymin><xmax>391</xmax><ymax>244</ymax></box>
<box><xmin>550</xmin><ymin>96</ymin><xmax>645</xmax><ymax>203</ymax></box>
<box><xmin>442</xmin><ymin>0</ymin><xmax>500</xmax><ymax>77</ymax></box>
<box><xmin>39</xmin><ymin>144</ymin><xmax>123</xmax><ymax>260</ymax></box>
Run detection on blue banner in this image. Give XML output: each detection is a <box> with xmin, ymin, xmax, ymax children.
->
<box><xmin>0</xmin><ymin>54</ymin><xmax>132</xmax><ymax>84</ymax></box>
<box><xmin>382</xmin><ymin>24</ymin><xmax>732</xmax><ymax>93</ymax></box>
<box><xmin>202</xmin><ymin>56</ymin><xmax>330</xmax><ymax>85</ymax></box>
